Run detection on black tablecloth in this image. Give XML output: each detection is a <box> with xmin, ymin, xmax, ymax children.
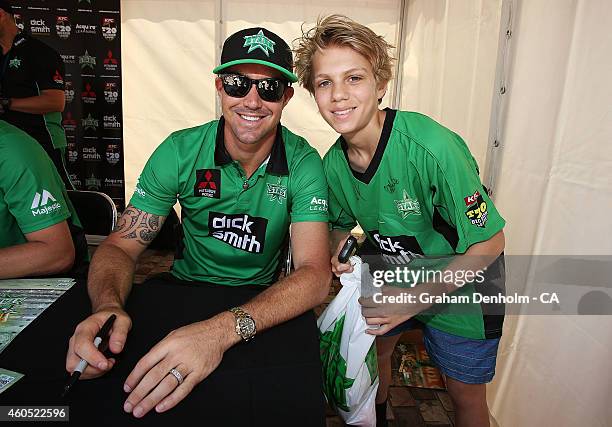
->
<box><xmin>0</xmin><ymin>275</ymin><xmax>325</xmax><ymax>426</ymax></box>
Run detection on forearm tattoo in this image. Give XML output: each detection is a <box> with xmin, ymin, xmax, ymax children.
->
<box><xmin>113</xmin><ymin>204</ymin><xmax>164</xmax><ymax>246</ymax></box>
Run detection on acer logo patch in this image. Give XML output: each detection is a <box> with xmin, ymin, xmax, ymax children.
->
<box><xmin>194</xmin><ymin>169</ymin><xmax>221</xmax><ymax>199</ymax></box>
<box><xmin>208</xmin><ymin>212</ymin><xmax>267</xmax><ymax>253</ymax></box>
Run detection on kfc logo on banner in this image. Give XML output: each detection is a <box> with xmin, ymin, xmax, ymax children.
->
<box><xmin>104</xmin><ymin>82</ymin><xmax>119</xmax><ymax>104</ymax></box>
<box><xmin>106</xmin><ymin>144</ymin><xmax>121</xmax><ymax>165</ymax></box>
<box><xmin>194</xmin><ymin>169</ymin><xmax>221</xmax><ymax>199</ymax></box>
<box><xmin>65</xmin><ymin>81</ymin><xmax>75</xmax><ymax>103</ymax></box>
<box><xmin>208</xmin><ymin>212</ymin><xmax>268</xmax><ymax>254</ymax></box>
<box><xmin>56</xmin><ymin>16</ymin><xmax>71</xmax><ymax>39</ymax></box>
<box><xmin>67</xmin><ymin>142</ymin><xmax>78</xmax><ymax>163</ymax></box>
<box><xmin>81</xmin><ymin>82</ymin><xmax>96</xmax><ymax>104</ymax></box>
<box><xmin>101</xmin><ymin>17</ymin><xmax>118</xmax><ymax>41</ymax></box>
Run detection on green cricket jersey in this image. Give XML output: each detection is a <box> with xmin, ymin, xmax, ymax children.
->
<box><xmin>130</xmin><ymin>117</ymin><xmax>329</xmax><ymax>286</ymax></box>
<box><xmin>0</xmin><ymin>121</ymin><xmax>82</xmax><ymax>250</ymax></box>
<box><xmin>324</xmin><ymin>109</ymin><xmax>506</xmax><ymax>339</ymax></box>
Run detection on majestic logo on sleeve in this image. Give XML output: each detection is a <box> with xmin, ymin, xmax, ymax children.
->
<box><xmin>208</xmin><ymin>212</ymin><xmax>267</xmax><ymax>254</ymax></box>
<box><xmin>194</xmin><ymin>169</ymin><xmax>221</xmax><ymax>199</ymax></box>
<box><xmin>369</xmin><ymin>231</ymin><xmax>424</xmax><ymax>264</ymax></box>
<box><xmin>266</xmin><ymin>178</ymin><xmax>287</xmax><ymax>204</ymax></box>
<box><xmin>31</xmin><ymin>190</ymin><xmax>61</xmax><ymax>216</ymax></box>
<box><xmin>243</xmin><ymin>30</ymin><xmax>275</xmax><ymax>56</ymax></box>
<box><xmin>464</xmin><ymin>190</ymin><xmax>488</xmax><ymax>228</ymax></box>
<box><xmin>395</xmin><ymin>189</ymin><xmax>421</xmax><ymax>218</ymax></box>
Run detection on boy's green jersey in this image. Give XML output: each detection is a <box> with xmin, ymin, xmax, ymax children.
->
<box><xmin>324</xmin><ymin>109</ymin><xmax>505</xmax><ymax>339</ymax></box>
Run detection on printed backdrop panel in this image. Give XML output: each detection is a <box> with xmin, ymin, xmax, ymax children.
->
<box><xmin>11</xmin><ymin>0</ymin><xmax>125</xmax><ymax>211</ymax></box>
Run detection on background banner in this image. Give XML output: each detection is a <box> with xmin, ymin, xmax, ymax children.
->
<box><xmin>12</xmin><ymin>0</ymin><xmax>125</xmax><ymax>211</ymax></box>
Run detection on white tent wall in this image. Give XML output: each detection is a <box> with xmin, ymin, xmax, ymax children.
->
<box><xmin>121</xmin><ymin>0</ymin><xmax>501</xmax><ymax>202</ymax></box>
<box><xmin>487</xmin><ymin>0</ymin><xmax>612</xmax><ymax>426</ymax></box>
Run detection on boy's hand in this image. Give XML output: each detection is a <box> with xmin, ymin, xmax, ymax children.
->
<box><xmin>331</xmin><ymin>235</ymin><xmax>354</xmax><ymax>276</ymax></box>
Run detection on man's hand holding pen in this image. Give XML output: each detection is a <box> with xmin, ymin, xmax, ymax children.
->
<box><xmin>65</xmin><ymin>307</ymin><xmax>132</xmax><ymax>379</ymax></box>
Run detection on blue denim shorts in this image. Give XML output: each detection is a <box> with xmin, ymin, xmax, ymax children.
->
<box><xmin>383</xmin><ymin>319</ymin><xmax>500</xmax><ymax>384</ymax></box>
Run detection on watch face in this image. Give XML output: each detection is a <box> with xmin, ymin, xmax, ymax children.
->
<box><xmin>238</xmin><ymin>317</ymin><xmax>256</xmax><ymax>337</ymax></box>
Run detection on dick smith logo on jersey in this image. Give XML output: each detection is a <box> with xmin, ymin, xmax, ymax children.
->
<box><xmin>208</xmin><ymin>212</ymin><xmax>267</xmax><ymax>254</ymax></box>
<box><xmin>464</xmin><ymin>190</ymin><xmax>488</xmax><ymax>228</ymax></box>
<box><xmin>369</xmin><ymin>231</ymin><xmax>424</xmax><ymax>264</ymax></box>
<box><xmin>31</xmin><ymin>190</ymin><xmax>62</xmax><ymax>216</ymax></box>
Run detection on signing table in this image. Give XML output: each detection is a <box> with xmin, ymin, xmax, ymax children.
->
<box><xmin>0</xmin><ymin>275</ymin><xmax>325</xmax><ymax>426</ymax></box>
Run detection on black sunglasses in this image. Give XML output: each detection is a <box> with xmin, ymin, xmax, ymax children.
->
<box><xmin>219</xmin><ymin>73</ymin><xmax>289</xmax><ymax>102</ymax></box>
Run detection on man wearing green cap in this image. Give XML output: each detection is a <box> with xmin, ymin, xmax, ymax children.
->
<box><xmin>66</xmin><ymin>28</ymin><xmax>330</xmax><ymax>423</ymax></box>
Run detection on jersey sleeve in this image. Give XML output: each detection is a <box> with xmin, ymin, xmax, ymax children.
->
<box><xmin>328</xmin><ymin>186</ymin><xmax>357</xmax><ymax>231</ymax></box>
<box><xmin>1</xmin><ymin>135</ymin><xmax>70</xmax><ymax>234</ymax></box>
<box><xmin>33</xmin><ymin>43</ymin><xmax>65</xmax><ymax>91</ymax></box>
<box><xmin>425</xmin><ymin>135</ymin><xmax>505</xmax><ymax>253</ymax></box>
<box><xmin>289</xmin><ymin>149</ymin><xmax>329</xmax><ymax>223</ymax></box>
<box><xmin>129</xmin><ymin>135</ymin><xmax>180</xmax><ymax>216</ymax></box>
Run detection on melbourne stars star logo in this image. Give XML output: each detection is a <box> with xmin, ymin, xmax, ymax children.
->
<box><xmin>9</xmin><ymin>57</ymin><xmax>21</xmax><ymax>69</ymax></box>
<box><xmin>243</xmin><ymin>30</ymin><xmax>275</xmax><ymax>57</ymax></box>
<box><xmin>266</xmin><ymin>178</ymin><xmax>287</xmax><ymax>204</ymax></box>
<box><xmin>394</xmin><ymin>189</ymin><xmax>421</xmax><ymax>218</ymax></box>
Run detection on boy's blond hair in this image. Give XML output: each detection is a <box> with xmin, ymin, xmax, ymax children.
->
<box><xmin>294</xmin><ymin>15</ymin><xmax>395</xmax><ymax>94</ymax></box>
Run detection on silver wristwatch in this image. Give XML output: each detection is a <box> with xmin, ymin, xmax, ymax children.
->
<box><xmin>229</xmin><ymin>307</ymin><xmax>256</xmax><ymax>341</ymax></box>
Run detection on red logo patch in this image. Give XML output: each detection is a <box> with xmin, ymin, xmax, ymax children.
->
<box><xmin>464</xmin><ymin>190</ymin><xmax>480</xmax><ymax>206</ymax></box>
<box><xmin>194</xmin><ymin>169</ymin><xmax>221</xmax><ymax>199</ymax></box>
<box><xmin>53</xmin><ymin>70</ymin><xmax>64</xmax><ymax>84</ymax></box>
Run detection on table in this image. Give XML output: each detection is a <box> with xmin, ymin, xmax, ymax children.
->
<box><xmin>0</xmin><ymin>275</ymin><xmax>326</xmax><ymax>426</ymax></box>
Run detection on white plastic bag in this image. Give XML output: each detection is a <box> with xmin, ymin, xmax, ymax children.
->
<box><xmin>318</xmin><ymin>256</ymin><xmax>379</xmax><ymax>426</ymax></box>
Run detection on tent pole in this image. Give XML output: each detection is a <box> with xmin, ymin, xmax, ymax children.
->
<box><xmin>483</xmin><ymin>0</ymin><xmax>515</xmax><ymax>199</ymax></box>
<box><xmin>215</xmin><ymin>0</ymin><xmax>224</xmax><ymax>118</ymax></box>
<box><xmin>391</xmin><ymin>0</ymin><xmax>407</xmax><ymax>109</ymax></box>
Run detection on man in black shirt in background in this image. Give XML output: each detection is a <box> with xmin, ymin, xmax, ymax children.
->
<box><xmin>0</xmin><ymin>0</ymin><xmax>72</xmax><ymax>188</ymax></box>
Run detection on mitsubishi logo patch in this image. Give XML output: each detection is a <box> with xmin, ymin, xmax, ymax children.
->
<box><xmin>243</xmin><ymin>30</ymin><xmax>275</xmax><ymax>57</ymax></box>
<box><xmin>194</xmin><ymin>169</ymin><xmax>221</xmax><ymax>199</ymax></box>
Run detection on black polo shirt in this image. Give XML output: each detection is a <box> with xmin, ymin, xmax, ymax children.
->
<box><xmin>0</xmin><ymin>32</ymin><xmax>66</xmax><ymax>152</ymax></box>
